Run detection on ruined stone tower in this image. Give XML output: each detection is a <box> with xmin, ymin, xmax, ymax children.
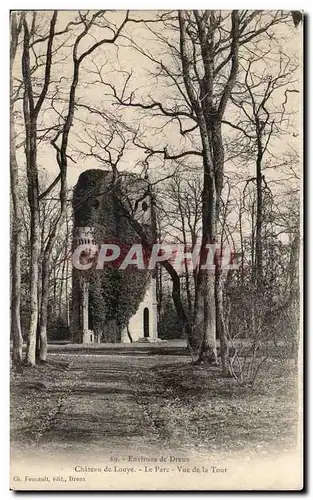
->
<box><xmin>71</xmin><ymin>169</ymin><xmax>158</xmax><ymax>344</ymax></box>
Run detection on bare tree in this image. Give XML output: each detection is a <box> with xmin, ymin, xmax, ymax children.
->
<box><xmin>75</xmin><ymin>114</ymin><xmax>198</xmax><ymax>349</ymax></box>
<box><xmin>10</xmin><ymin>12</ymin><xmax>23</xmax><ymax>363</ymax></box>
<box><xmin>72</xmin><ymin>10</ymin><xmax>298</xmax><ymax>369</ymax></box>
<box><xmin>164</xmin><ymin>174</ymin><xmax>202</xmax><ymax>316</ymax></box>
<box><xmin>105</xmin><ymin>11</ymin><xmax>294</xmax><ymax>364</ymax></box>
<box><xmin>18</xmin><ymin>10</ymin><xmax>138</xmax><ymax>364</ymax></box>
<box><xmin>226</xmin><ymin>50</ymin><xmax>298</xmax><ymax>288</ymax></box>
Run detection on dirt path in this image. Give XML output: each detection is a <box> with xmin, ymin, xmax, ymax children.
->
<box><xmin>11</xmin><ymin>346</ymin><xmax>298</xmax><ymax>464</ymax></box>
<box><xmin>11</xmin><ymin>350</ymin><xmax>191</xmax><ymax>460</ymax></box>
<box><xmin>10</xmin><ymin>347</ymin><xmax>300</xmax><ymax>491</ymax></box>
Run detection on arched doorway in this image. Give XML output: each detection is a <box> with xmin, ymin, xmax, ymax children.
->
<box><xmin>143</xmin><ymin>308</ymin><xmax>149</xmax><ymax>338</ymax></box>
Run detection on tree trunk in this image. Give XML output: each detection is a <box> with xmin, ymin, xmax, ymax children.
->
<box><xmin>211</xmin><ymin>120</ymin><xmax>229</xmax><ymax>372</ymax></box>
<box><xmin>59</xmin><ymin>236</ymin><xmax>68</xmax><ymax>319</ymax></box>
<box><xmin>193</xmin><ymin>136</ymin><xmax>218</xmax><ymax>361</ymax></box>
<box><xmin>38</xmin><ymin>252</ymin><xmax>50</xmax><ymax>362</ymax></box>
<box><xmin>10</xmin><ymin>12</ymin><xmax>23</xmax><ymax>364</ymax></box>
<box><xmin>25</xmin><ymin>213</ymin><xmax>40</xmax><ymax>365</ymax></box>
<box><xmin>35</xmin><ymin>254</ymin><xmax>42</xmax><ymax>361</ymax></box>
<box><xmin>215</xmin><ymin>264</ymin><xmax>229</xmax><ymax>375</ymax></box>
<box><xmin>195</xmin><ymin>118</ymin><xmax>224</xmax><ymax>364</ymax></box>
<box><xmin>239</xmin><ymin>197</ymin><xmax>245</xmax><ymax>286</ymax></box>
<box><xmin>65</xmin><ymin>253</ymin><xmax>70</xmax><ymax>326</ymax></box>
<box><xmin>196</xmin><ymin>271</ymin><xmax>218</xmax><ymax>364</ymax></box>
<box><xmin>255</xmin><ymin>130</ymin><xmax>263</xmax><ymax>287</ymax></box>
<box><xmin>53</xmin><ymin>265</ymin><xmax>57</xmax><ymax>315</ymax></box>
<box><xmin>289</xmin><ymin>233</ymin><xmax>300</xmax><ymax>361</ymax></box>
<box><xmin>163</xmin><ymin>260</ymin><xmax>194</xmax><ymax>349</ymax></box>
<box><xmin>59</xmin><ymin>255</ymin><xmax>66</xmax><ymax>318</ymax></box>
<box><xmin>35</xmin><ymin>320</ymin><xmax>41</xmax><ymax>362</ymax></box>
<box><xmin>22</xmin><ymin>16</ymin><xmax>40</xmax><ymax>366</ymax></box>
<box><xmin>156</xmin><ymin>264</ymin><xmax>163</xmax><ymax>323</ymax></box>
<box><xmin>65</xmin><ymin>212</ymin><xmax>70</xmax><ymax>326</ymax></box>
<box><xmin>176</xmin><ymin>185</ymin><xmax>193</xmax><ymax>315</ymax></box>
<box><xmin>10</xmin><ymin>112</ymin><xmax>23</xmax><ymax>363</ymax></box>
<box><xmin>38</xmin><ymin>207</ymin><xmax>66</xmax><ymax>361</ymax></box>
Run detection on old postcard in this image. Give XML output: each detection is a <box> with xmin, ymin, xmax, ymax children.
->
<box><xmin>10</xmin><ymin>9</ymin><xmax>303</xmax><ymax>491</ymax></box>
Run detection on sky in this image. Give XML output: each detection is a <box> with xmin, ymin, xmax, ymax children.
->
<box><xmin>12</xmin><ymin>10</ymin><xmax>301</xmax><ymax>185</ymax></box>
<box><xmin>12</xmin><ymin>9</ymin><xmax>302</xmax><ymax>248</ymax></box>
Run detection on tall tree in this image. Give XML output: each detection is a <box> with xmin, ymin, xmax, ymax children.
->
<box><xmin>19</xmin><ymin>10</ymin><xmax>136</xmax><ymax>364</ymax></box>
<box><xmin>21</xmin><ymin>11</ymin><xmax>58</xmax><ymax>364</ymax></box>
<box><xmin>10</xmin><ymin>12</ymin><xmax>23</xmax><ymax>363</ymax></box>
<box><xmin>164</xmin><ymin>174</ymin><xmax>202</xmax><ymax>316</ymax></box>
<box><xmin>104</xmin><ymin>10</ymin><xmax>291</xmax><ymax>362</ymax></box>
<box><xmin>75</xmin><ymin>10</ymin><xmax>296</xmax><ymax>367</ymax></box>
<box><xmin>227</xmin><ymin>52</ymin><xmax>298</xmax><ymax>288</ymax></box>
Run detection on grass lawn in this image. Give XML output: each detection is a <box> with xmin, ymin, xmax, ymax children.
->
<box><xmin>10</xmin><ymin>343</ymin><xmax>299</xmax><ymax>459</ymax></box>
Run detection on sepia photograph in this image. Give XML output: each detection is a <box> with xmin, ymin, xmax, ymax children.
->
<box><xmin>9</xmin><ymin>8</ymin><xmax>303</xmax><ymax>491</ymax></box>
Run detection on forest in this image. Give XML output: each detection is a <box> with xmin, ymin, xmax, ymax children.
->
<box><xmin>10</xmin><ymin>10</ymin><xmax>301</xmax><ymax>383</ymax></box>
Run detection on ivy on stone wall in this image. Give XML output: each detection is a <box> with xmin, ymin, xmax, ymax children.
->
<box><xmin>73</xmin><ymin>169</ymin><xmax>151</xmax><ymax>341</ymax></box>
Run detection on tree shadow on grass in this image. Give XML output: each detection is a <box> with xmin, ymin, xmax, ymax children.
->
<box><xmin>72</xmin><ymin>386</ymin><xmax>136</xmax><ymax>396</ymax></box>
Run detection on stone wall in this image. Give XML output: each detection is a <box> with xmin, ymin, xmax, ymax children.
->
<box><xmin>71</xmin><ymin>169</ymin><xmax>158</xmax><ymax>343</ymax></box>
